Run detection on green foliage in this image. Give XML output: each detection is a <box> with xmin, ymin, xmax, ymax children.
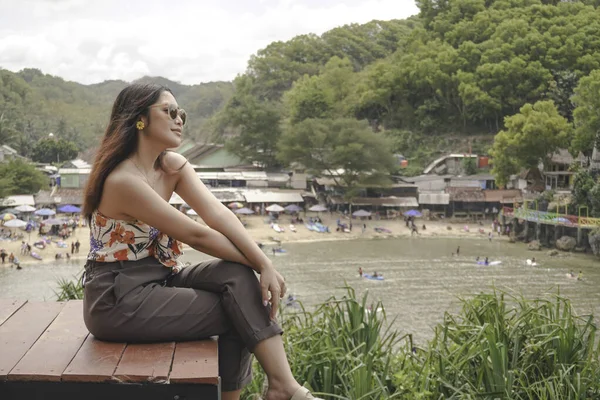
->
<box><xmin>54</xmin><ymin>274</ymin><xmax>84</xmax><ymax>301</ymax></box>
<box><xmin>217</xmin><ymin>1</ymin><xmax>600</xmax><ymax>169</ymax></box>
<box><xmin>0</xmin><ymin>68</ymin><xmax>233</xmax><ymax>154</ymax></box>
<box><xmin>242</xmin><ymin>286</ymin><xmax>405</xmax><ymax>399</ymax></box>
<box><xmin>31</xmin><ymin>138</ymin><xmax>78</xmax><ymax>164</ymax></box>
<box><xmin>242</xmin><ymin>287</ymin><xmax>600</xmax><ymax>399</ymax></box>
<box><xmin>406</xmin><ymin>289</ymin><xmax>600</xmax><ymax>399</ymax></box>
<box><xmin>490</xmin><ymin>100</ymin><xmax>571</xmax><ymax>187</ymax></box>
<box><xmin>278</xmin><ymin>118</ymin><xmax>395</xmax><ymax>197</ymax></box>
<box><xmin>461</xmin><ymin>157</ymin><xmax>478</xmax><ymax>175</ymax></box>
<box><xmin>572</xmin><ymin>169</ymin><xmax>596</xmax><ymax>209</ymax></box>
<box><xmin>0</xmin><ymin>159</ymin><xmax>48</xmax><ymax>198</ymax></box>
<box><xmin>223</xmin><ymin>76</ymin><xmax>283</xmax><ymax>168</ymax></box>
<box><xmin>572</xmin><ymin>69</ymin><xmax>600</xmax><ymax>159</ymax></box>
<box><xmin>587</xmin><ymin>180</ymin><xmax>600</xmax><ymax>217</ymax></box>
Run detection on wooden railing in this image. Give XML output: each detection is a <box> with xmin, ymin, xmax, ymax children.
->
<box><xmin>501</xmin><ymin>207</ymin><xmax>600</xmax><ymax>228</ymax></box>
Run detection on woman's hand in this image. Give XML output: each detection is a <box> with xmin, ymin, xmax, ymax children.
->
<box><xmin>259</xmin><ymin>264</ymin><xmax>286</xmax><ymax>320</ymax></box>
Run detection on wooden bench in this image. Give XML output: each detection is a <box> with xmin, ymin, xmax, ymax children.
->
<box><xmin>0</xmin><ymin>299</ymin><xmax>220</xmax><ymax>400</ymax></box>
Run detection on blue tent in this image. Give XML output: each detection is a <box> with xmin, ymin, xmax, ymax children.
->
<box><xmin>404</xmin><ymin>209</ymin><xmax>422</xmax><ymax>217</ymax></box>
<box><xmin>58</xmin><ymin>204</ymin><xmax>81</xmax><ymax>213</ymax></box>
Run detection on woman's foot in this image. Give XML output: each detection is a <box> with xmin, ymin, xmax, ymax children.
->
<box><xmin>264</xmin><ymin>381</ymin><xmax>301</xmax><ymax>400</ymax></box>
<box><xmin>288</xmin><ymin>386</ymin><xmax>324</xmax><ymax>400</ymax></box>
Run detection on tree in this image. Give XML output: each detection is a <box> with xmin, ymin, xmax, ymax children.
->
<box><xmin>278</xmin><ymin>118</ymin><xmax>395</xmax><ymax>201</ymax></box>
<box><xmin>0</xmin><ymin>159</ymin><xmax>48</xmax><ymax>198</ymax></box>
<box><xmin>0</xmin><ymin>113</ymin><xmax>18</xmax><ymax>145</ymax></box>
<box><xmin>462</xmin><ymin>157</ymin><xmax>478</xmax><ymax>175</ymax></box>
<box><xmin>31</xmin><ymin>138</ymin><xmax>78</xmax><ymax>164</ymax></box>
<box><xmin>571</xmin><ymin>70</ymin><xmax>600</xmax><ymax>160</ymax></box>
<box><xmin>490</xmin><ymin>100</ymin><xmax>572</xmax><ymax>187</ymax></box>
<box><xmin>222</xmin><ymin>76</ymin><xmax>283</xmax><ymax>168</ymax></box>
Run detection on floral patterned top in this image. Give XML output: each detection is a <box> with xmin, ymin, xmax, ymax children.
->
<box><xmin>87</xmin><ymin>210</ymin><xmax>183</xmax><ymax>270</ymax></box>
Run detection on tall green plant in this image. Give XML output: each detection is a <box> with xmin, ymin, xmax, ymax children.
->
<box><xmin>242</xmin><ymin>286</ymin><xmax>407</xmax><ymax>399</ymax></box>
<box><xmin>407</xmin><ymin>289</ymin><xmax>600</xmax><ymax>399</ymax></box>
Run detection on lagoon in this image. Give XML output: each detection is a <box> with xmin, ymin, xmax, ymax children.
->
<box><xmin>1</xmin><ymin>237</ymin><xmax>598</xmax><ymax>344</ymax></box>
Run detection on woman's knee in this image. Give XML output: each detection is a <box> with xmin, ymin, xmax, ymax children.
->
<box><xmin>220</xmin><ymin>261</ymin><xmax>257</xmax><ymax>281</ymax></box>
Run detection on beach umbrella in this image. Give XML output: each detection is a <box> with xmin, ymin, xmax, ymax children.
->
<box><xmin>186</xmin><ymin>209</ymin><xmax>198</xmax><ymax>216</ymax></box>
<box><xmin>1</xmin><ymin>213</ymin><xmax>17</xmax><ymax>221</ymax></box>
<box><xmin>309</xmin><ymin>204</ymin><xmax>328</xmax><ymax>212</ymax></box>
<box><xmin>42</xmin><ymin>218</ymin><xmax>66</xmax><ymax>225</ymax></box>
<box><xmin>228</xmin><ymin>202</ymin><xmax>244</xmax><ymax>209</ymax></box>
<box><xmin>35</xmin><ymin>208</ymin><xmax>56</xmax><ymax>216</ymax></box>
<box><xmin>3</xmin><ymin>219</ymin><xmax>27</xmax><ymax>228</ymax></box>
<box><xmin>58</xmin><ymin>204</ymin><xmax>81</xmax><ymax>213</ymax></box>
<box><xmin>404</xmin><ymin>209</ymin><xmax>422</xmax><ymax>218</ymax></box>
<box><xmin>15</xmin><ymin>205</ymin><xmax>36</xmax><ymax>212</ymax></box>
<box><xmin>284</xmin><ymin>204</ymin><xmax>302</xmax><ymax>213</ymax></box>
<box><xmin>352</xmin><ymin>209</ymin><xmax>372</xmax><ymax>217</ymax></box>
<box><xmin>265</xmin><ymin>204</ymin><xmax>284</xmax><ymax>213</ymax></box>
<box><xmin>235</xmin><ymin>207</ymin><xmax>255</xmax><ymax>215</ymax></box>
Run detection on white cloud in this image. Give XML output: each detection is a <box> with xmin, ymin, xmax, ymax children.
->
<box><xmin>0</xmin><ymin>0</ymin><xmax>419</xmax><ymax>85</ymax></box>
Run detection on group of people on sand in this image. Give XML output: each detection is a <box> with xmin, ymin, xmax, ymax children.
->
<box><xmin>0</xmin><ymin>249</ymin><xmax>21</xmax><ymax>268</ymax></box>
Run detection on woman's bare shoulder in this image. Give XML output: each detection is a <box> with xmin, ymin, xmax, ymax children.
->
<box><xmin>163</xmin><ymin>151</ymin><xmax>188</xmax><ymax>171</ymax></box>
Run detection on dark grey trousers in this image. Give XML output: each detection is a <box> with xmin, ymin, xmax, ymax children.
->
<box><xmin>82</xmin><ymin>257</ymin><xmax>283</xmax><ymax>391</ymax></box>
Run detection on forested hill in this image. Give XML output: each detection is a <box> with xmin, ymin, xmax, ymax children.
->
<box><xmin>0</xmin><ymin>68</ymin><xmax>233</xmax><ymax>157</ymax></box>
<box><xmin>215</xmin><ymin>0</ymin><xmax>600</xmax><ymax>174</ymax></box>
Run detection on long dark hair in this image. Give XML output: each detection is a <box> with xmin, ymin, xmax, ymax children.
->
<box><xmin>83</xmin><ymin>83</ymin><xmax>171</xmax><ymax>219</ymax></box>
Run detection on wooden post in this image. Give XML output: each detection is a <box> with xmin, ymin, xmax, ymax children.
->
<box><xmin>523</xmin><ymin>221</ymin><xmax>529</xmax><ymax>241</ymax></box>
<box><xmin>577</xmin><ymin>227</ymin><xmax>583</xmax><ymax>247</ymax></box>
<box><xmin>535</xmin><ymin>222</ymin><xmax>541</xmax><ymax>241</ymax></box>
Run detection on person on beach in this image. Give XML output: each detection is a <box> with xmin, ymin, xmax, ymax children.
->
<box><xmin>358</xmin><ymin>267</ymin><xmax>363</xmax><ymax>277</ymax></box>
<box><xmin>81</xmin><ymin>83</ymin><xmax>321</xmax><ymax>400</ymax></box>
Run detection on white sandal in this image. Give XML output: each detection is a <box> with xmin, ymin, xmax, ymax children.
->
<box><xmin>290</xmin><ymin>386</ymin><xmax>324</xmax><ymax>400</ymax></box>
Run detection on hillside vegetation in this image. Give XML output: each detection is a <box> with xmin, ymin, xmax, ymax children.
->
<box><xmin>0</xmin><ymin>68</ymin><xmax>233</xmax><ymax>157</ymax></box>
<box><xmin>213</xmin><ymin>0</ymin><xmax>600</xmax><ymax>175</ymax></box>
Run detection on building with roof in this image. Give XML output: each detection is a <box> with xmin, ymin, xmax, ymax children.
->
<box><xmin>58</xmin><ymin>167</ymin><xmax>91</xmax><ymax>189</ymax></box>
<box><xmin>0</xmin><ymin>145</ymin><xmax>26</xmax><ymax>162</ymax></box>
<box><xmin>177</xmin><ymin>142</ymin><xmax>249</xmax><ymax>170</ymax></box>
<box><xmin>423</xmin><ymin>154</ymin><xmax>479</xmax><ymax>175</ymax></box>
<box><xmin>541</xmin><ymin>149</ymin><xmax>585</xmax><ymax>190</ymax></box>
<box><xmin>0</xmin><ymin>195</ymin><xmax>35</xmax><ymax>207</ymax></box>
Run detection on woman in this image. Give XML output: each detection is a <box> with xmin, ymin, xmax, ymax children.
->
<box><xmin>82</xmin><ymin>83</ymin><xmax>321</xmax><ymax>400</ymax></box>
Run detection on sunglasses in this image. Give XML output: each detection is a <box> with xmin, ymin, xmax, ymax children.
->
<box><xmin>149</xmin><ymin>103</ymin><xmax>187</xmax><ymax>125</ymax></box>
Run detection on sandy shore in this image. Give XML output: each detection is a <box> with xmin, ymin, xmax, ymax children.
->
<box><xmin>0</xmin><ymin>214</ymin><xmax>506</xmax><ymax>267</ymax></box>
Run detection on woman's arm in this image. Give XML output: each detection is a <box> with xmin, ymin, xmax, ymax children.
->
<box><xmin>171</xmin><ymin>155</ymin><xmax>273</xmax><ymax>273</ymax></box>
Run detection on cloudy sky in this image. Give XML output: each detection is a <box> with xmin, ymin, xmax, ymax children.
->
<box><xmin>0</xmin><ymin>0</ymin><xmax>418</xmax><ymax>85</ymax></box>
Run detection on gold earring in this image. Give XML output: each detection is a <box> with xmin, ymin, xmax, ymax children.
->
<box><xmin>136</xmin><ymin>121</ymin><xmax>145</xmax><ymax>130</ymax></box>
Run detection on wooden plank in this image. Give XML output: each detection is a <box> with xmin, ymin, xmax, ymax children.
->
<box><xmin>113</xmin><ymin>342</ymin><xmax>175</xmax><ymax>383</ymax></box>
<box><xmin>8</xmin><ymin>301</ymin><xmax>88</xmax><ymax>382</ymax></box>
<box><xmin>0</xmin><ymin>299</ymin><xmax>27</xmax><ymax>327</ymax></box>
<box><xmin>0</xmin><ymin>301</ymin><xmax>65</xmax><ymax>380</ymax></box>
<box><xmin>62</xmin><ymin>335</ymin><xmax>126</xmax><ymax>383</ymax></box>
<box><xmin>170</xmin><ymin>339</ymin><xmax>219</xmax><ymax>385</ymax></box>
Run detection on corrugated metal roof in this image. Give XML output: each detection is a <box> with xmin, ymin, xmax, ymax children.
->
<box><xmin>59</xmin><ymin>168</ymin><xmax>91</xmax><ymax>174</ymax></box>
<box><xmin>447</xmin><ymin>187</ymin><xmax>485</xmax><ymax>202</ymax></box>
<box><xmin>351</xmin><ymin>197</ymin><xmax>419</xmax><ymax>207</ymax></box>
<box><xmin>0</xmin><ymin>195</ymin><xmax>35</xmax><ymax>207</ymax></box>
<box><xmin>244</xmin><ymin>191</ymin><xmax>304</xmax><ymax>203</ymax></box>
<box><xmin>483</xmin><ymin>189</ymin><xmax>523</xmax><ymax>203</ymax></box>
<box><xmin>423</xmin><ymin>154</ymin><xmax>478</xmax><ymax>174</ymax></box>
<box><xmin>418</xmin><ymin>193</ymin><xmax>450</xmax><ymax>205</ymax></box>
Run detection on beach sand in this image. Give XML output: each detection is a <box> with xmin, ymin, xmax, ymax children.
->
<box><xmin>0</xmin><ymin>214</ymin><xmax>505</xmax><ymax>267</ymax></box>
